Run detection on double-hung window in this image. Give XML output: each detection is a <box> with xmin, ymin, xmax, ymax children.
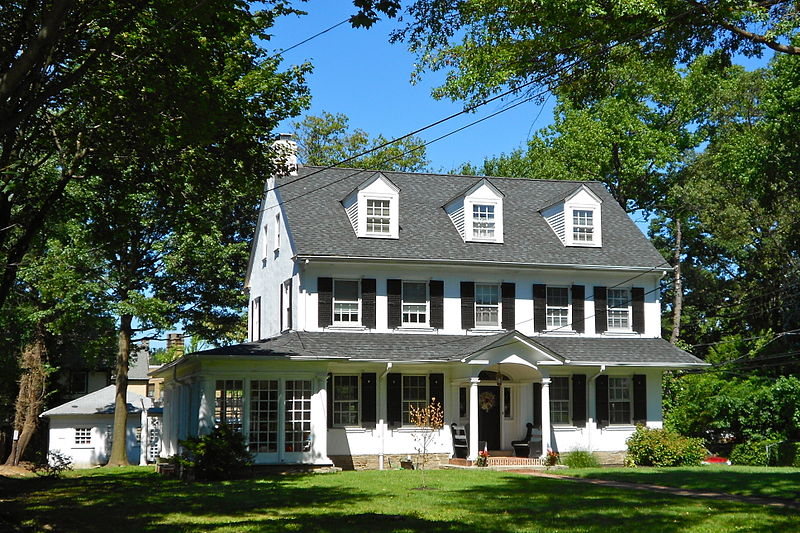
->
<box><xmin>608</xmin><ymin>377</ymin><xmax>632</xmax><ymax>424</ymax></box>
<box><xmin>75</xmin><ymin>427</ymin><xmax>91</xmax><ymax>445</ymax></box>
<box><xmin>366</xmin><ymin>199</ymin><xmax>391</xmax><ymax>234</ymax></box>
<box><xmin>402</xmin><ymin>281</ymin><xmax>428</xmax><ymax>326</ymax></box>
<box><xmin>472</xmin><ymin>204</ymin><xmax>495</xmax><ymax>239</ymax></box>
<box><xmin>546</xmin><ymin>287</ymin><xmax>569</xmax><ymax>329</ymax></box>
<box><xmin>475</xmin><ymin>283</ymin><xmax>500</xmax><ymax>328</ymax></box>
<box><xmin>333</xmin><ymin>280</ymin><xmax>360</xmax><ymax>325</ymax></box>
<box><xmin>402</xmin><ymin>375</ymin><xmax>427</xmax><ymax>424</ymax></box>
<box><xmin>549</xmin><ymin>377</ymin><xmax>571</xmax><ymax>424</ymax></box>
<box><xmin>607</xmin><ymin>288</ymin><xmax>631</xmax><ymax>330</ymax></box>
<box><xmin>333</xmin><ymin>375</ymin><xmax>360</xmax><ymax>426</ymax></box>
<box><xmin>572</xmin><ymin>209</ymin><xmax>594</xmax><ymax>243</ymax></box>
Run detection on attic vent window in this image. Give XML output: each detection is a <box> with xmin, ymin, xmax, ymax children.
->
<box><xmin>473</xmin><ymin>204</ymin><xmax>496</xmax><ymax>239</ymax></box>
<box><xmin>573</xmin><ymin>209</ymin><xmax>594</xmax><ymax>243</ymax></box>
<box><xmin>366</xmin><ymin>199</ymin><xmax>391</xmax><ymax>234</ymax></box>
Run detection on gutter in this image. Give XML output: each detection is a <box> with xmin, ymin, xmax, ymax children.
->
<box><xmin>587</xmin><ymin>365</ymin><xmax>607</xmax><ymax>452</ymax></box>
<box><xmin>295</xmin><ymin>254</ymin><xmax>672</xmax><ymax>273</ymax></box>
<box><xmin>379</xmin><ymin>363</ymin><xmax>392</xmax><ymax>470</ymax></box>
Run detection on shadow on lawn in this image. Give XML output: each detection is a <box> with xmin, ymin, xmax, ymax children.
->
<box><xmin>446</xmin><ymin>473</ymin><xmax>799</xmax><ymax>533</ymax></box>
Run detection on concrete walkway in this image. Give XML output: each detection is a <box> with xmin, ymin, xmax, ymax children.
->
<box><xmin>510</xmin><ymin>470</ymin><xmax>800</xmax><ymax>510</ymax></box>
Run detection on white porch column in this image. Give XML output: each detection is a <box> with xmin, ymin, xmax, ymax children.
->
<box><xmin>468</xmin><ymin>377</ymin><xmax>479</xmax><ymax>461</ymax></box>
<box><xmin>197</xmin><ymin>377</ymin><xmax>216</xmax><ymax>436</ymax></box>
<box><xmin>540</xmin><ymin>377</ymin><xmax>551</xmax><ymax>456</ymax></box>
<box><xmin>160</xmin><ymin>384</ymin><xmax>175</xmax><ymax>458</ymax></box>
<box><xmin>311</xmin><ymin>373</ymin><xmax>331</xmax><ymax>465</ymax></box>
<box><xmin>139</xmin><ymin>407</ymin><xmax>148</xmax><ymax>465</ymax></box>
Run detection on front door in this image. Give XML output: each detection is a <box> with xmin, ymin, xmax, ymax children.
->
<box><xmin>477</xmin><ymin>385</ymin><xmax>501</xmax><ymax>450</ymax></box>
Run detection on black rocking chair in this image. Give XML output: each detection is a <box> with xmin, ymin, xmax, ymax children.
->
<box><xmin>511</xmin><ymin>423</ymin><xmax>543</xmax><ymax>458</ymax></box>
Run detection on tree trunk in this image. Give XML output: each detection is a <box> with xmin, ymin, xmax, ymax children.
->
<box><xmin>670</xmin><ymin>217</ymin><xmax>683</xmax><ymax>345</ymax></box>
<box><xmin>106</xmin><ymin>314</ymin><xmax>132</xmax><ymax>466</ymax></box>
<box><xmin>4</xmin><ymin>324</ymin><xmax>48</xmax><ymax>466</ymax></box>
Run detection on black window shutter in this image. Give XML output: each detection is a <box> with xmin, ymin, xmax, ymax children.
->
<box><xmin>461</xmin><ymin>281</ymin><xmax>475</xmax><ymax>330</ymax></box>
<box><xmin>533</xmin><ymin>382</ymin><xmax>542</xmax><ymax>429</ymax></box>
<box><xmin>594</xmin><ymin>286</ymin><xmax>607</xmax><ymax>334</ymax></box>
<box><xmin>429</xmin><ymin>373</ymin><xmax>444</xmax><ymax>411</ymax></box>
<box><xmin>571</xmin><ymin>285</ymin><xmax>585</xmax><ymax>333</ymax></box>
<box><xmin>632</xmin><ymin>287</ymin><xmax>645</xmax><ymax>333</ymax></box>
<box><xmin>326</xmin><ymin>373</ymin><xmax>333</xmax><ymax>428</ymax></box>
<box><xmin>387</xmin><ymin>279</ymin><xmax>402</xmax><ymax>329</ymax></box>
<box><xmin>387</xmin><ymin>373</ymin><xmax>402</xmax><ymax>428</ymax></box>
<box><xmin>361</xmin><ymin>372</ymin><xmax>377</xmax><ymax>429</ymax></box>
<box><xmin>572</xmin><ymin>374</ymin><xmax>587</xmax><ymax>427</ymax></box>
<box><xmin>633</xmin><ymin>374</ymin><xmax>647</xmax><ymax>425</ymax></box>
<box><xmin>287</xmin><ymin>279</ymin><xmax>292</xmax><ymax>330</ymax></box>
<box><xmin>501</xmin><ymin>282</ymin><xmax>515</xmax><ymax>330</ymax></box>
<box><xmin>362</xmin><ymin>278</ymin><xmax>376</xmax><ymax>329</ymax></box>
<box><xmin>318</xmin><ymin>277</ymin><xmax>333</xmax><ymax>328</ymax></box>
<box><xmin>596</xmin><ymin>374</ymin><xmax>609</xmax><ymax>428</ymax></box>
<box><xmin>429</xmin><ymin>280</ymin><xmax>444</xmax><ymax>329</ymax></box>
<box><xmin>533</xmin><ymin>284</ymin><xmax>547</xmax><ymax>332</ymax></box>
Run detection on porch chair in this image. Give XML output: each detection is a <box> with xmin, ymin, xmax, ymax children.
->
<box><xmin>511</xmin><ymin>423</ymin><xmax>543</xmax><ymax>458</ymax></box>
<box><xmin>450</xmin><ymin>423</ymin><xmax>469</xmax><ymax>459</ymax></box>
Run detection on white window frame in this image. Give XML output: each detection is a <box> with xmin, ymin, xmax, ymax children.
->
<box><xmin>332</xmin><ymin>279</ymin><xmax>360</xmax><ymax>326</ymax></box>
<box><xmin>251</xmin><ymin>297</ymin><xmax>261</xmax><ymax>341</ymax></box>
<box><xmin>474</xmin><ymin>283</ymin><xmax>501</xmax><ymax>328</ymax></box>
<box><xmin>607</xmin><ymin>288</ymin><xmax>632</xmax><ymax>331</ymax></box>
<box><xmin>402</xmin><ymin>375</ymin><xmax>428</xmax><ymax>425</ymax></box>
<box><xmin>546</xmin><ymin>286</ymin><xmax>571</xmax><ymax>330</ymax></box>
<box><xmin>402</xmin><ymin>281</ymin><xmax>429</xmax><ymax>327</ymax></box>
<box><xmin>472</xmin><ymin>203</ymin><xmax>496</xmax><ymax>240</ymax></box>
<box><xmin>74</xmin><ymin>427</ymin><xmax>92</xmax><ymax>446</ymax></box>
<box><xmin>274</xmin><ymin>214</ymin><xmax>281</xmax><ymax>251</ymax></box>
<box><xmin>608</xmin><ymin>376</ymin><xmax>632</xmax><ymax>425</ymax></box>
<box><xmin>281</xmin><ymin>279</ymin><xmax>291</xmax><ymax>332</ymax></box>
<box><xmin>549</xmin><ymin>376</ymin><xmax>571</xmax><ymax>425</ymax></box>
<box><xmin>332</xmin><ymin>375</ymin><xmax>360</xmax><ymax>427</ymax></box>
<box><xmin>572</xmin><ymin>209</ymin><xmax>594</xmax><ymax>243</ymax></box>
<box><xmin>365</xmin><ymin>198</ymin><xmax>391</xmax><ymax>235</ymax></box>
<box><xmin>565</xmin><ymin>203</ymin><xmax>602</xmax><ymax>247</ymax></box>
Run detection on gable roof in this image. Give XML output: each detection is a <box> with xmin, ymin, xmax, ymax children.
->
<box><xmin>41</xmin><ymin>385</ymin><xmax>152</xmax><ymax>417</ymax></box>
<box><xmin>276</xmin><ymin>167</ymin><xmax>667</xmax><ymax>269</ymax></box>
<box><xmin>157</xmin><ymin>331</ymin><xmax>705</xmax><ymax>368</ymax></box>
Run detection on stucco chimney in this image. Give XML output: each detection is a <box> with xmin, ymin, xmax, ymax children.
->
<box><xmin>271</xmin><ymin>133</ymin><xmax>298</xmax><ymax>176</ymax></box>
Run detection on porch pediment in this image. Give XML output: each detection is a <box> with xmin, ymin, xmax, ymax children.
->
<box><xmin>462</xmin><ymin>331</ymin><xmax>564</xmax><ymax>370</ymax></box>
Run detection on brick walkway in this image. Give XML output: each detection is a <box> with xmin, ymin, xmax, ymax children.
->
<box><xmin>510</xmin><ymin>470</ymin><xmax>800</xmax><ymax>510</ymax></box>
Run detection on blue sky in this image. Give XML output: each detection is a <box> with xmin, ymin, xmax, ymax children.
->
<box><xmin>269</xmin><ymin>2</ymin><xmax>555</xmax><ymax>172</ymax></box>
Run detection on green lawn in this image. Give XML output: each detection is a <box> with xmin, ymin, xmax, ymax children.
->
<box><xmin>567</xmin><ymin>465</ymin><xmax>800</xmax><ymax>502</ymax></box>
<box><xmin>1</xmin><ymin>467</ymin><xmax>798</xmax><ymax>532</ymax></box>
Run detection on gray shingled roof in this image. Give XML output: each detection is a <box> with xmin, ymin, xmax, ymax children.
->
<box><xmin>182</xmin><ymin>331</ymin><xmax>704</xmax><ymax>366</ymax></box>
<box><xmin>41</xmin><ymin>385</ymin><xmax>152</xmax><ymax>417</ymax></box>
<box><xmin>278</xmin><ymin>167</ymin><xmax>668</xmax><ymax>269</ymax></box>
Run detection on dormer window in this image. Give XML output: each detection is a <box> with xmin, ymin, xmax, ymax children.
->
<box><xmin>572</xmin><ymin>209</ymin><xmax>594</xmax><ymax>243</ymax></box>
<box><xmin>472</xmin><ymin>204</ymin><xmax>495</xmax><ymax>239</ymax></box>
<box><xmin>366</xmin><ymin>199</ymin><xmax>391</xmax><ymax>234</ymax></box>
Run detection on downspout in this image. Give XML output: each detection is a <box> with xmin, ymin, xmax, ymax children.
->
<box><xmin>587</xmin><ymin>365</ymin><xmax>606</xmax><ymax>453</ymax></box>
<box><xmin>378</xmin><ymin>363</ymin><xmax>393</xmax><ymax>470</ymax></box>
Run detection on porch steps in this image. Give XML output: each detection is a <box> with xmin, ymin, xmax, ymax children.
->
<box><xmin>447</xmin><ymin>456</ymin><xmax>545</xmax><ymax>468</ymax></box>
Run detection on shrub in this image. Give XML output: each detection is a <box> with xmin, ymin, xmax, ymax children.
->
<box><xmin>626</xmin><ymin>426</ymin><xmax>706</xmax><ymax>467</ymax></box>
<box><xmin>32</xmin><ymin>450</ymin><xmax>73</xmax><ymax>478</ymax></box>
<box><xmin>562</xmin><ymin>450</ymin><xmax>600</xmax><ymax>469</ymax></box>
<box><xmin>775</xmin><ymin>442</ymin><xmax>800</xmax><ymax>467</ymax></box>
<box><xmin>174</xmin><ymin>425</ymin><xmax>253</xmax><ymax>481</ymax></box>
<box><xmin>729</xmin><ymin>439</ymin><xmax>781</xmax><ymax>466</ymax></box>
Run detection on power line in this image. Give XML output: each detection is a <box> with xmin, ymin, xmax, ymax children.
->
<box><xmin>266</xmin><ymin>18</ymin><xmax>351</xmax><ymax>61</ymax></box>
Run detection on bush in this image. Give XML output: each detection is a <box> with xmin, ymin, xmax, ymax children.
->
<box><xmin>728</xmin><ymin>439</ymin><xmax>799</xmax><ymax>466</ymax></box>
<box><xmin>173</xmin><ymin>425</ymin><xmax>253</xmax><ymax>481</ymax></box>
<box><xmin>32</xmin><ymin>450</ymin><xmax>73</xmax><ymax>478</ymax></box>
<box><xmin>626</xmin><ymin>426</ymin><xmax>706</xmax><ymax>467</ymax></box>
<box><xmin>775</xmin><ymin>442</ymin><xmax>800</xmax><ymax>467</ymax></box>
<box><xmin>562</xmin><ymin>450</ymin><xmax>600</xmax><ymax>469</ymax></box>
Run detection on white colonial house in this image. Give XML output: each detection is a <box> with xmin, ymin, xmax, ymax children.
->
<box><xmin>154</xmin><ymin>145</ymin><xmax>705</xmax><ymax>468</ymax></box>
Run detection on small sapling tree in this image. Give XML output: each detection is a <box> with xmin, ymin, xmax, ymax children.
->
<box><xmin>408</xmin><ymin>398</ymin><xmax>444</xmax><ymax>488</ymax></box>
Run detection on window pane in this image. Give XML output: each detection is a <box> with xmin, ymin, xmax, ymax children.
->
<box><xmin>285</xmin><ymin>380</ymin><xmax>312</xmax><ymax>452</ymax></box>
<box><xmin>249</xmin><ymin>380</ymin><xmax>278</xmax><ymax>453</ymax></box>
<box><xmin>549</xmin><ymin>377</ymin><xmax>571</xmax><ymax>424</ymax></box>
<box><xmin>573</xmin><ymin>209</ymin><xmax>594</xmax><ymax>242</ymax></box>
<box><xmin>547</xmin><ymin>287</ymin><xmax>568</xmax><ymax>307</ymax></box>
<box><xmin>608</xmin><ymin>377</ymin><xmax>631</xmax><ymax>424</ymax></box>
<box><xmin>334</xmin><ymin>280</ymin><xmax>359</xmax><ymax>301</ymax></box>
<box><xmin>503</xmin><ymin>387</ymin><xmax>512</xmax><ymax>419</ymax></box>
<box><xmin>475</xmin><ymin>284</ymin><xmax>499</xmax><ymax>304</ymax></box>
<box><xmin>473</xmin><ymin>204</ymin><xmax>495</xmax><ymax>238</ymax></box>
<box><xmin>333</xmin><ymin>375</ymin><xmax>359</xmax><ymax>426</ymax></box>
<box><xmin>546</xmin><ymin>287</ymin><xmax>569</xmax><ymax>328</ymax></box>
<box><xmin>366</xmin><ymin>199</ymin><xmax>391</xmax><ymax>233</ymax></box>
<box><xmin>215</xmin><ymin>379</ymin><xmax>243</xmax><ymax>433</ymax></box>
<box><xmin>402</xmin><ymin>375</ymin><xmax>427</xmax><ymax>424</ymax></box>
<box><xmin>403</xmin><ymin>282</ymin><xmax>426</xmax><ymax>303</ymax></box>
<box><xmin>607</xmin><ymin>289</ymin><xmax>630</xmax><ymax>329</ymax></box>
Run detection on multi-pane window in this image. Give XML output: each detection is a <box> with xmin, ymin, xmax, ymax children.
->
<box><xmin>402</xmin><ymin>281</ymin><xmax>428</xmax><ymax>325</ymax></box>
<box><xmin>573</xmin><ymin>209</ymin><xmax>594</xmax><ymax>242</ymax></box>
<box><xmin>459</xmin><ymin>387</ymin><xmax>467</xmax><ymax>418</ymax></box>
<box><xmin>249</xmin><ymin>380</ymin><xmax>278</xmax><ymax>453</ymax></box>
<box><xmin>333</xmin><ymin>280</ymin><xmax>360</xmax><ymax>324</ymax></box>
<box><xmin>402</xmin><ymin>375</ymin><xmax>427</xmax><ymax>424</ymax></box>
<box><xmin>75</xmin><ymin>427</ymin><xmax>91</xmax><ymax>445</ymax></box>
<box><xmin>609</xmin><ymin>377</ymin><xmax>632</xmax><ymax>424</ymax></box>
<box><xmin>503</xmin><ymin>387</ymin><xmax>513</xmax><ymax>419</ymax></box>
<box><xmin>546</xmin><ymin>287</ymin><xmax>569</xmax><ymax>328</ymax></box>
<box><xmin>473</xmin><ymin>204</ymin><xmax>496</xmax><ymax>239</ymax></box>
<box><xmin>550</xmin><ymin>377</ymin><xmax>571</xmax><ymax>424</ymax></box>
<box><xmin>333</xmin><ymin>375</ymin><xmax>359</xmax><ymax>425</ymax></box>
<box><xmin>366</xmin><ymin>199</ymin><xmax>391</xmax><ymax>234</ymax></box>
<box><xmin>285</xmin><ymin>380</ymin><xmax>312</xmax><ymax>452</ymax></box>
<box><xmin>607</xmin><ymin>288</ymin><xmax>631</xmax><ymax>330</ymax></box>
<box><xmin>475</xmin><ymin>284</ymin><xmax>500</xmax><ymax>327</ymax></box>
<box><xmin>70</xmin><ymin>371</ymin><xmax>88</xmax><ymax>395</ymax></box>
<box><xmin>215</xmin><ymin>380</ymin><xmax>244</xmax><ymax>433</ymax></box>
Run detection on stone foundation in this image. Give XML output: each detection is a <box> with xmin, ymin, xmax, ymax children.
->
<box><xmin>329</xmin><ymin>453</ymin><xmax>451</xmax><ymax>471</ymax></box>
<box><xmin>594</xmin><ymin>451</ymin><xmax>627</xmax><ymax>466</ymax></box>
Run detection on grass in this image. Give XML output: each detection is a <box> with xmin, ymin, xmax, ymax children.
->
<box><xmin>566</xmin><ymin>465</ymin><xmax>800</xmax><ymax>502</ymax></box>
<box><xmin>1</xmin><ymin>467</ymin><xmax>798</xmax><ymax>532</ymax></box>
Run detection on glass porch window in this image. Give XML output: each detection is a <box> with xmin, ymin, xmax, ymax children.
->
<box><xmin>215</xmin><ymin>379</ymin><xmax>243</xmax><ymax>432</ymax></box>
<box><xmin>249</xmin><ymin>380</ymin><xmax>278</xmax><ymax>453</ymax></box>
<box><xmin>284</xmin><ymin>380</ymin><xmax>312</xmax><ymax>452</ymax></box>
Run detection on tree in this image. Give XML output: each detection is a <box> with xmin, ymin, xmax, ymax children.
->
<box><xmin>293</xmin><ymin>111</ymin><xmax>428</xmax><ymax>171</ymax></box>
